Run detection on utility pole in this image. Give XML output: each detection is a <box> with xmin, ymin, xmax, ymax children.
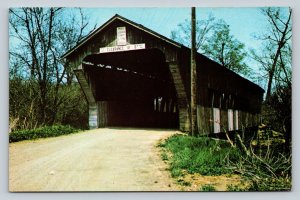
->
<box><xmin>191</xmin><ymin>7</ymin><xmax>198</xmax><ymax>136</ymax></box>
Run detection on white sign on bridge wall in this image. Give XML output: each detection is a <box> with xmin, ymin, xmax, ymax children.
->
<box><xmin>117</xmin><ymin>27</ymin><xmax>127</xmax><ymax>46</ymax></box>
<box><xmin>99</xmin><ymin>43</ymin><xmax>146</xmax><ymax>53</ymax></box>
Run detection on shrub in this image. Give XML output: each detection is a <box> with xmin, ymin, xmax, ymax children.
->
<box><xmin>9</xmin><ymin>125</ymin><xmax>80</xmax><ymax>143</ymax></box>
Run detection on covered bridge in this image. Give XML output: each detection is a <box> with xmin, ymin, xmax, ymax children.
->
<box><xmin>62</xmin><ymin>14</ymin><xmax>264</xmax><ymax>134</ymax></box>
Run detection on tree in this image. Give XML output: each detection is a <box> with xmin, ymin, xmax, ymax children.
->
<box><xmin>251</xmin><ymin>8</ymin><xmax>292</xmax><ymax>153</ymax></box>
<box><xmin>171</xmin><ymin>14</ymin><xmax>216</xmax><ymax>52</ymax></box>
<box><xmin>201</xmin><ymin>21</ymin><xmax>249</xmax><ymax>76</ymax></box>
<box><xmin>269</xmin><ymin>85</ymin><xmax>291</xmax><ymax>153</ymax></box>
<box><xmin>171</xmin><ymin>16</ymin><xmax>249</xmax><ymax>76</ymax></box>
<box><xmin>251</xmin><ymin>8</ymin><xmax>292</xmax><ymax>101</ymax></box>
<box><xmin>9</xmin><ymin>8</ymin><xmax>95</xmax><ymax>129</ymax></box>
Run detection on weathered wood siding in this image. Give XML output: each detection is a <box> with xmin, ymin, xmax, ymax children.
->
<box><xmin>98</xmin><ymin>101</ymin><xmax>108</xmax><ymax>127</ymax></box>
<box><xmin>65</xmin><ymin>16</ymin><xmax>264</xmax><ymax>133</ymax></box>
<box><xmin>67</xmin><ymin>19</ymin><xmax>189</xmax><ymax>131</ymax></box>
<box><xmin>68</xmin><ymin>19</ymin><xmax>180</xmax><ymax>69</ymax></box>
<box><xmin>177</xmin><ymin>47</ymin><xmax>264</xmax><ymax>134</ymax></box>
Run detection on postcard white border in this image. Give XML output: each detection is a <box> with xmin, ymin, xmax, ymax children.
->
<box><xmin>1</xmin><ymin>1</ymin><xmax>299</xmax><ymax>200</ymax></box>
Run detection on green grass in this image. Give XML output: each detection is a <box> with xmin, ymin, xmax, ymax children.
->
<box><xmin>201</xmin><ymin>184</ymin><xmax>216</xmax><ymax>191</ymax></box>
<box><xmin>177</xmin><ymin>179</ymin><xmax>192</xmax><ymax>186</ymax></box>
<box><xmin>161</xmin><ymin>151</ymin><xmax>169</xmax><ymax>161</ymax></box>
<box><xmin>240</xmin><ymin>158</ymin><xmax>292</xmax><ymax>192</ymax></box>
<box><xmin>247</xmin><ymin>177</ymin><xmax>291</xmax><ymax>191</ymax></box>
<box><xmin>160</xmin><ymin>133</ymin><xmax>292</xmax><ymax>191</ymax></box>
<box><xmin>160</xmin><ymin>134</ymin><xmax>241</xmax><ymax>177</ymax></box>
<box><xmin>9</xmin><ymin>125</ymin><xmax>81</xmax><ymax>143</ymax></box>
<box><xmin>227</xmin><ymin>184</ymin><xmax>247</xmax><ymax>191</ymax></box>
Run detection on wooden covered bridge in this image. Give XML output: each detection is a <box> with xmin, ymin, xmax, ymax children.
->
<box><xmin>62</xmin><ymin>14</ymin><xmax>264</xmax><ymax>134</ymax></box>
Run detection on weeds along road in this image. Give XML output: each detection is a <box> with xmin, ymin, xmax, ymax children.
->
<box><xmin>9</xmin><ymin>128</ymin><xmax>178</xmax><ymax>191</ymax></box>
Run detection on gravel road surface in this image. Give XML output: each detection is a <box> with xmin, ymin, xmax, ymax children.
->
<box><xmin>9</xmin><ymin>128</ymin><xmax>178</xmax><ymax>191</ymax></box>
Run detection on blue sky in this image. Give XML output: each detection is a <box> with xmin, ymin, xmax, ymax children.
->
<box><xmin>9</xmin><ymin>7</ymin><xmax>290</xmax><ymax>87</ymax></box>
<box><xmin>82</xmin><ymin>7</ymin><xmax>277</xmax><ymax>85</ymax></box>
<box><xmin>85</xmin><ymin>7</ymin><xmax>268</xmax><ymax>51</ymax></box>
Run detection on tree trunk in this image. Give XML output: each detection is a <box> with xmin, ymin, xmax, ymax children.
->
<box><xmin>265</xmin><ymin>47</ymin><xmax>280</xmax><ymax>101</ymax></box>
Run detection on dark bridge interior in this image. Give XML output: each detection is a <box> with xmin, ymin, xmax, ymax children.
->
<box><xmin>82</xmin><ymin>48</ymin><xmax>179</xmax><ymax>128</ymax></box>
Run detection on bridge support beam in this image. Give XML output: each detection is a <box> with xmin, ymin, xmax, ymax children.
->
<box><xmin>168</xmin><ymin>61</ymin><xmax>190</xmax><ymax>132</ymax></box>
<box><xmin>74</xmin><ymin>65</ymin><xmax>98</xmax><ymax>129</ymax></box>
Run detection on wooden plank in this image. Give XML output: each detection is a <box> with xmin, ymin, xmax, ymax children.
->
<box><xmin>197</xmin><ymin>105</ymin><xmax>201</xmax><ymax>133</ymax></box>
<box><xmin>160</xmin><ymin>97</ymin><xmax>166</xmax><ymax>112</ymax></box>
<box><xmin>234</xmin><ymin>110</ymin><xmax>239</xmax><ymax>130</ymax></box>
<box><xmin>213</xmin><ymin>108</ymin><xmax>220</xmax><ymax>133</ymax></box>
<box><xmin>221</xmin><ymin>109</ymin><xmax>228</xmax><ymax>132</ymax></box>
<box><xmin>155</xmin><ymin>98</ymin><xmax>159</xmax><ymax>111</ymax></box>
<box><xmin>228</xmin><ymin>109</ymin><xmax>234</xmax><ymax>131</ymax></box>
<box><xmin>98</xmin><ymin>101</ymin><xmax>108</xmax><ymax>127</ymax></box>
<box><xmin>239</xmin><ymin>111</ymin><xmax>244</xmax><ymax>129</ymax></box>
<box><xmin>168</xmin><ymin>61</ymin><xmax>190</xmax><ymax>132</ymax></box>
<box><xmin>196</xmin><ymin>105</ymin><xmax>208</xmax><ymax>135</ymax></box>
<box><xmin>89</xmin><ymin>103</ymin><xmax>98</xmax><ymax>129</ymax></box>
<box><xmin>178</xmin><ymin>108</ymin><xmax>190</xmax><ymax>131</ymax></box>
<box><xmin>74</xmin><ymin>69</ymin><xmax>96</xmax><ymax>104</ymax></box>
<box><xmin>197</xmin><ymin>105</ymin><xmax>216</xmax><ymax>135</ymax></box>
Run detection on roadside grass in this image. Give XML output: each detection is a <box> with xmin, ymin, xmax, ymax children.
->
<box><xmin>158</xmin><ymin>134</ymin><xmax>240</xmax><ymax>177</ymax></box>
<box><xmin>9</xmin><ymin>125</ymin><xmax>81</xmax><ymax>143</ymax></box>
<box><xmin>232</xmin><ymin>152</ymin><xmax>292</xmax><ymax>191</ymax></box>
<box><xmin>227</xmin><ymin>184</ymin><xmax>247</xmax><ymax>191</ymax></box>
<box><xmin>232</xmin><ymin>126</ymin><xmax>292</xmax><ymax>191</ymax></box>
<box><xmin>159</xmin><ymin>132</ymin><xmax>291</xmax><ymax>191</ymax></box>
<box><xmin>200</xmin><ymin>184</ymin><xmax>216</xmax><ymax>191</ymax></box>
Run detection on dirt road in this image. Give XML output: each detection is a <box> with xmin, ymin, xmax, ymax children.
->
<box><xmin>9</xmin><ymin>128</ymin><xmax>178</xmax><ymax>191</ymax></box>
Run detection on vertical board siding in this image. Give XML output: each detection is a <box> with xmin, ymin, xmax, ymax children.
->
<box><xmin>89</xmin><ymin>103</ymin><xmax>98</xmax><ymax>129</ymax></box>
<box><xmin>168</xmin><ymin>61</ymin><xmax>190</xmax><ymax>131</ymax></box>
<box><xmin>197</xmin><ymin>105</ymin><xmax>213</xmax><ymax>135</ymax></box>
<box><xmin>213</xmin><ymin>108</ymin><xmax>221</xmax><ymax>133</ymax></box>
<box><xmin>234</xmin><ymin>110</ymin><xmax>239</xmax><ymax>130</ymax></box>
<box><xmin>228</xmin><ymin>109</ymin><xmax>234</xmax><ymax>131</ymax></box>
<box><xmin>66</xmin><ymin>17</ymin><xmax>264</xmax><ymax>132</ymax></box>
<box><xmin>220</xmin><ymin>109</ymin><xmax>228</xmax><ymax>131</ymax></box>
<box><xmin>98</xmin><ymin>101</ymin><xmax>108</xmax><ymax>127</ymax></box>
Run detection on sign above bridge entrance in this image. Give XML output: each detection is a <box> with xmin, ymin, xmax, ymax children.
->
<box><xmin>99</xmin><ymin>43</ymin><xmax>146</xmax><ymax>53</ymax></box>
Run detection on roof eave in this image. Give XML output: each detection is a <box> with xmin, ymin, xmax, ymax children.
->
<box><xmin>61</xmin><ymin>14</ymin><xmax>182</xmax><ymax>59</ymax></box>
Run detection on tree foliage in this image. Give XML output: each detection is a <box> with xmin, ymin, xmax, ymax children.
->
<box><xmin>171</xmin><ymin>14</ymin><xmax>216</xmax><ymax>52</ymax></box>
<box><xmin>9</xmin><ymin>8</ymin><xmax>94</xmax><ymax>130</ymax></box>
<box><xmin>171</xmin><ymin>15</ymin><xmax>249</xmax><ymax>76</ymax></box>
<box><xmin>201</xmin><ymin>21</ymin><xmax>249</xmax><ymax>76</ymax></box>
